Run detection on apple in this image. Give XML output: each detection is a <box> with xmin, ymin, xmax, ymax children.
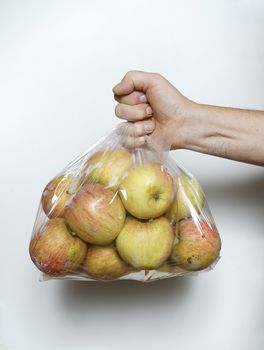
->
<box><xmin>119</xmin><ymin>162</ymin><xmax>174</xmax><ymax>219</ymax></box>
<box><xmin>86</xmin><ymin>149</ymin><xmax>132</xmax><ymax>190</ymax></box>
<box><xmin>116</xmin><ymin>216</ymin><xmax>174</xmax><ymax>270</ymax></box>
<box><xmin>170</xmin><ymin>218</ymin><xmax>221</xmax><ymax>271</ymax></box>
<box><xmin>83</xmin><ymin>245</ymin><xmax>129</xmax><ymax>280</ymax></box>
<box><xmin>29</xmin><ymin>218</ymin><xmax>87</xmax><ymax>275</ymax></box>
<box><xmin>42</xmin><ymin>174</ymin><xmax>75</xmax><ymax>219</ymax></box>
<box><xmin>167</xmin><ymin>175</ymin><xmax>204</xmax><ymax>222</ymax></box>
<box><xmin>65</xmin><ymin>183</ymin><xmax>126</xmax><ymax>245</ymax></box>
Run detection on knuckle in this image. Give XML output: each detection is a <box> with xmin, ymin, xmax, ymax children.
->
<box><xmin>127</xmin><ymin>105</ymin><xmax>141</xmax><ymax>120</ymax></box>
<box><xmin>126</xmin><ymin>91</ymin><xmax>138</xmax><ymax>104</ymax></box>
<box><xmin>134</xmin><ymin>111</ymin><xmax>144</xmax><ymax>121</ymax></box>
<box><xmin>125</xmin><ymin>70</ymin><xmax>139</xmax><ymax>79</ymax></box>
<box><xmin>124</xmin><ymin>72</ymin><xmax>130</xmax><ymax>80</ymax></box>
<box><xmin>114</xmin><ymin>94</ymin><xmax>121</xmax><ymax>102</ymax></box>
<box><xmin>115</xmin><ymin>104</ymin><xmax>122</xmax><ymax>116</ymax></box>
<box><xmin>124</xmin><ymin>70</ymin><xmax>134</xmax><ymax>79</ymax></box>
<box><xmin>151</xmin><ymin>72</ymin><xmax>163</xmax><ymax>81</ymax></box>
<box><xmin>125</xmin><ymin>136</ymin><xmax>145</xmax><ymax>149</ymax></box>
<box><xmin>139</xmin><ymin>104</ymin><xmax>148</xmax><ymax>117</ymax></box>
<box><xmin>132</xmin><ymin>90</ymin><xmax>141</xmax><ymax>100</ymax></box>
<box><xmin>135</xmin><ymin>123</ymin><xmax>144</xmax><ymax>136</ymax></box>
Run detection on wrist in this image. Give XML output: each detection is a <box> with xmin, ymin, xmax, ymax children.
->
<box><xmin>178</xmin><ymin>103</ymin><xmax>239</xmax><ymax>160</ymax></box>
<box><xmin>180</xmin><ymin>102</ymin><xmax>216</xmax><ymax>150</ymax></box>
<box><xmin>171</xmin><ymin>100</ymin><xmax>204</xmax><ymax>150</ymax></box>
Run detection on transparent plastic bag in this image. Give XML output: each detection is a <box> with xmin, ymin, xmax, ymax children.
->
<box><xmin>29</xmin><ymin>123</ymin><xmax>221</xmax><ymax>282</ymax></box>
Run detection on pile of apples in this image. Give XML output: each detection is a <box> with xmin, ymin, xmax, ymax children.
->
<box><xmin>29</xmin><ymin>149</ymin><xmax>221</xmax><ymax>281</ymax></box>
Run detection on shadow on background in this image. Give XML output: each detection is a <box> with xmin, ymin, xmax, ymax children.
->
<box><xmin>203</xmin><ymin>174</ymin><xmax>264</xmax><ymax>228</ymax></box>
<box><xmin>203</xmin><ymin>172</ymin><xmax>264</xmax><ymax>199</ymax></box>
<box><xmin>57</xmin><ymin>276</ymin><xmax>192</xmax><ymax>313</ymax></box>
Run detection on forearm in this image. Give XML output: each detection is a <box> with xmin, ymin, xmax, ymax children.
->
<box><xmin>181</xmin><ymin>103</ymin><xmax>264</xmax><ymax>166</ymax></box>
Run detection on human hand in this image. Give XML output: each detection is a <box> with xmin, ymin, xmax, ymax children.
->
<box><xmin>114</xmin><ymin>71</ymin><xmax>264</xmax><ymax>165</ymax></box>
<box><xmin>113</xmin><ymin>70</ymin><xmax>196</xmax><ymax>149</ymax></box>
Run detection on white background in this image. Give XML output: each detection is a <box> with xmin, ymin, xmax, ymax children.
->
<box><xmin>0</xmin><ymin>1</ymin><xmax>264</xmax><ymax>349</ymax></box>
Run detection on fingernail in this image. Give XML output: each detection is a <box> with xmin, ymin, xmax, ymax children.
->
<box><xmin>144</xmin><ymin>121</ymin><xmax>154</xmax><ymax>133</ymax></box>
<box><xmin>146</xmin><ymin>106</ymin><xmax>153</xmax><ymax>116</ymax></box>
<box><xmin>139</xmin><ymin>94</ymin><xmax>147</xmax><ymax>103</ymax></box>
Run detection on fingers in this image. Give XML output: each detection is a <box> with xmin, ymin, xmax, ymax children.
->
<box><xmin>113</xmin><ymin>80</ymin><xmax>135</xmax><ymax>96</ymax></box>
<box><xmin>122</xmin><ymin>136</ymin><xmax>147</xmax><ymax>149</ymax></box>
<box><xmin>113</xmin><ymin>70</ymin><xmax>159</xmax><ymax>96</ymax></box>
<box><xmin>113</xmin><ymin>71</ymin><xmax>158</xmax><ymax>122</ymax></box>
<box><xmin>115</xmin><ymin>103</ymin><xmax>153</xmax><ymax>122</ymax></box>
<box><xmin>123</xmin><ymin>119</ymin><xmax>155</xmax><ymax>137</ymax></box>
<box><xmin>113</xmin><ymin>71</ymin><xmax>160</xmax><ymax>148</ymax></box>
<box><xmin>114</xmin><ymin>91</ymin><xmax>147</xmax><ymax>105</ymax></box>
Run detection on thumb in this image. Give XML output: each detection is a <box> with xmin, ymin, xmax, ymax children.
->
<box><xmin>113</xmin><ymin>70</ymin><xmax>157</xmax><ymax>96</ymax></box>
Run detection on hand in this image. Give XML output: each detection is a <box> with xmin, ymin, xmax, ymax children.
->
<box><xmin>113</xmin><ymin>71</ymin><xmax>264</xmax><ymax>165</ymax></box>
<box><xmin>113</xmin><ymin>70</ymin><xmax>196</xmax><ymax>149</ymax></box>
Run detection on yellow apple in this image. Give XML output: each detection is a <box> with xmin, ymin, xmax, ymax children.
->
<box><xmin>29</xmin><ymin>218</ymin><xmax>87</xmax><ymax>275</ymax></box>
<box><xmin>171</xmin><ymin>218</ymin><xmax>221</xmax><ymax>271</ymax></box>
<box><xmin>86</xmin><ymin>149</ymin><xmax>132</xmax><ymax>190</ymax></box>
<box><xmin>41</xmin><ymin>174</ymin><xmax>74</xmax><ymax>219</ymax></box>
<box><xmin>116</xmin><ymin>216</ymin><xmax>174</xmax><ymax>270</ymax></box>
<box><xmin>65</xmin><ymin>183</ymin><xmax>126</xmax><ymax>245</ymax></box>
<box><xmin>83</xmin><ymin>245</ymin><xmax>129</xmax><ymax>280</ymax></box>
<box><xmin>167</xmin><ymin>175</ymin><xmax>204</xmax><ymax>222</ymax></box>
<box><xmin>119</xmin><ymin>162</ymin><xmax>174</xmax><ymax>219</ymax></box>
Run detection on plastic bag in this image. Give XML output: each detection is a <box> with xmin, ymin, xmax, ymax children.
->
<box><xmin>29</xmin><ymin>123</ymin><xmax>221</xmax><ymax>282</ymax></box>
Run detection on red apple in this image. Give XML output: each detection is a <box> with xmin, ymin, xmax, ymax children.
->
<box><xmin>83</xmin><ymin>245</ymin><xmax>129</xmax><ymax>280</ymax></box>
<box><xmin>29</xmin><ymin>218</ymin><xmax>87</xmax><ymax>275</ymax></box>
<box><xmin>65</xmin><ymin>183</ymin><xmax>126</xmax><ymax>245</ymax></box>
<box><xmin>41</xmin><ymin>174</ymin><xmax>74</xmax><ymax>218</ymax></box>
<box><xmin>171</xmin><ymin>219</ymin><xmax>221</xmax><ymax>271</ymax></box>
